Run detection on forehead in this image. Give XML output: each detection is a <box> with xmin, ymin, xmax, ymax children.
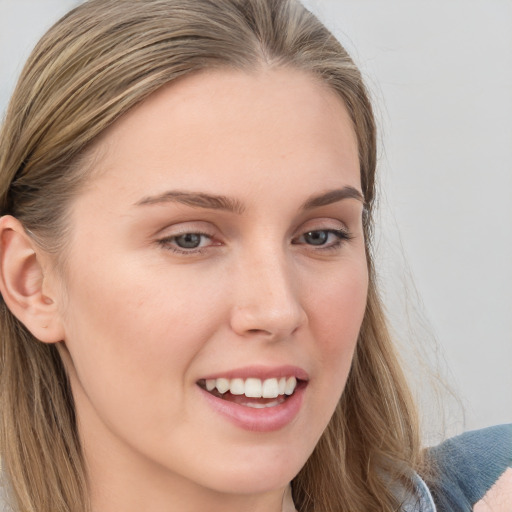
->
<box><xmin>77</xmin><ymin>67</ymin><xmax>360</xmax><ymax>209</ymax></box>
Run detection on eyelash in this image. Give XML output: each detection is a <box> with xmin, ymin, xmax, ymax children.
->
<box><xmin>291</xmin><ymin>228</ymin><xmax>353</xmax><ymax>251</ymax></box>
<box><xmin>157</xmin><ymin>231</ymin><xmax>215</xmax><ymax>255</ymax></box>
<box><xmin>157</xmin><ymin>228</ymin><xmax>353</xmax><ymax>255</ymax></box>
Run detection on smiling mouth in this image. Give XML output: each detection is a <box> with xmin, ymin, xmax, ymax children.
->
<box><xmin>197</xmin><ymin>376</ymin><xmax>301</xmax><ymax>409</ymax></box>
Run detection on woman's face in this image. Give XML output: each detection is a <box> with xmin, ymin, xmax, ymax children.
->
<box><xmin>55</xmin><ymin>68</ymin><xmax>368</xmax><ymax>505</ymax></box>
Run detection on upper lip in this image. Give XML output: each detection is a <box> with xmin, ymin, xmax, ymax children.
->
<box><xmin>199</xmin><ymin>365</ymin><xmax>309</xmax><ymax>382</ymax></box>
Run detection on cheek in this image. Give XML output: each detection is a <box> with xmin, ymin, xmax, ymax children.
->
<box><xmin>305</xmin><ymin>259</ymin><xmax>368</xmax><ymax>410</ymax></box>
<box><xmin>59</xmin><ymin>258</ymin><xmax>229</xmax><ymax>399</ymax></box>
<box><xmin>294</xmin><ymin>259</ymin><xmax>367</xmax><ymax>451</ymax></box>
<box><xmin>57</xmin><ymin>261</ymin><xmax>235</xmax><ymax>461</ymax></box>
<box><xmin>310</xmin><ymin>262</ymin><xmax>368</xmax><ymax>356</ymax></box>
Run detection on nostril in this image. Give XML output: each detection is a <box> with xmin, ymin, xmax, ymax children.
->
<box><xmin>229</xmin><ymin>286</ymin><xmax>307</xmax><ymax>339</ymax></box>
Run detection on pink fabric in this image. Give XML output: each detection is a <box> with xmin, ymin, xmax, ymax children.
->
<box><xmin>474</xmin><ymin>468</ymin><xmax>512</xmax><ymax>512</ymax></box>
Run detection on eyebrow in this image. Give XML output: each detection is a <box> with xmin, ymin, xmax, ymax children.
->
<box><xmin>135</xmin><ymin>186</ymin><xmax>364</xmax><ymax>214</ymax></box>
<box><xmin>136</xmin><ymin>190</ymin><xmax>246</xmax><ymax>214</ymax></box>
<box><xmin>300</xmin><ymin>187</ymin><xmax>364</xmax><ymax>210</ymax></box>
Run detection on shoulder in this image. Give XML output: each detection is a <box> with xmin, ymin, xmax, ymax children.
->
<box><xmin>423</xmin><ymin>424</ymin><xmax>512</xmax><ymax>512</ymax></box>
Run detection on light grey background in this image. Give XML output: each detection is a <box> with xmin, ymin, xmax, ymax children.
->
<box><xmin>1</xmin><ymin>0</ymin><xmax>511</xmax><ymax>438</ymax></box>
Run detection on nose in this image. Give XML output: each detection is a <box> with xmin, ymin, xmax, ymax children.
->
<box><xmin>229</xmin><ymin>248</ymin><xmax>307</xmax><ymax>341</ymax></box>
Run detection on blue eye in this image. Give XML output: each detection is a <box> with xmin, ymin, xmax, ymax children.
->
<box><xmin>158</xmin><ymin>232</ymin><xmax>213</xmax><ymax>253</ymax></box>
<box><xmin>294</xmin><ymin>229</ymin><xmax>351</xmax><ymax>248</ymax></box>
<box><xmin>174</xmin><ymin>233</ymin><xmax>203</xmax><ymax>249</ymax></box>
<box><xmin>303</xmin><ymin>230</ymin><xmax>329</xmax><ymax>245</ymax></box>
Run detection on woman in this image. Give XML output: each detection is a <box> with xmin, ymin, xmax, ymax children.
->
<box><xmin>0</xmin><ymin>1</ymin><xmax>509</xmax><ymax>511</ymax></box>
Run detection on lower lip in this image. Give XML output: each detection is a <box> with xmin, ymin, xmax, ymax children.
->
<box><xmin>198</xmin><ymin>383</ymin><xmax>306</xmax><ymax>432</ymax></box>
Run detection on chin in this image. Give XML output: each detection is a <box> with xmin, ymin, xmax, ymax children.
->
<box><xmin>208</xmin><ymin>472</ymin><xmax>295</xmax><ymax>496</ymax></box>
<box><xmin>196</xmin><ymin>451</ymin><xmax>306</xmax><ymax>495</ymax></box>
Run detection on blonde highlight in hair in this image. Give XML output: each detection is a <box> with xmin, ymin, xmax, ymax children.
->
<box><xmin>0</xmin><ymin>1</ymin><xmax>420</xmax><ymax>510</ymax></box>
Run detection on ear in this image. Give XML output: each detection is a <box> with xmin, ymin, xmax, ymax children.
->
<box><xmin>0</xmin><ymin>215</ymin><xmax>65</xmax><ymax>343</ymax></box>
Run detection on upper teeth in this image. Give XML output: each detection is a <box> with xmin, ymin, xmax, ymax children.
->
<box><xmin>205</xmin><ymin>377</ymin><xmax>297</xmax><ymax>398</ymax></box>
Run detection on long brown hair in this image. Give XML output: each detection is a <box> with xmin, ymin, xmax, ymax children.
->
<box><xmin>0</xmin><ymin>1</ymin><xmax>421</xmax><ymax>510</ymax></box>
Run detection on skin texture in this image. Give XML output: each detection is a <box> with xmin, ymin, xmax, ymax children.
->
<box><xmin>14</xmin><ymin>68</ymin><xmax>368</xmax><ymax>512</ymax></box>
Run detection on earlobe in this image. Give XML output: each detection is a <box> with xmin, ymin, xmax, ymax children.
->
<box><xmin>0</xmin><ymin>215</ymin><xmax>64</xmax><ymax>343</ymax></box>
